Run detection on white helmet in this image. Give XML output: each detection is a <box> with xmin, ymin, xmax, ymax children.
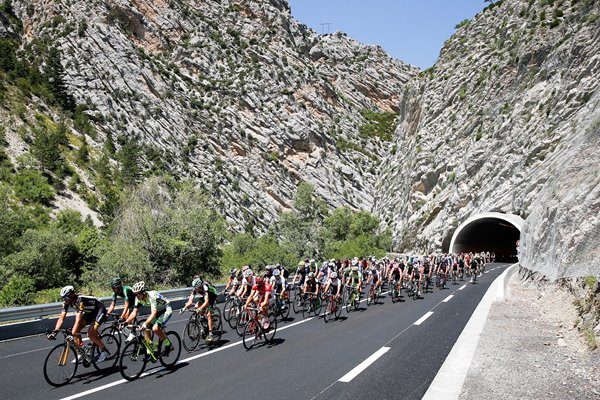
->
<box><xmin>273</xmin><ymin>269</ymin><xmax>280</xmax><ymax>276</ymax></box>
<box><xmin>330</xmin><ymin>272</ymin><xmax>338</xmax><ymax>279</ymax></box>
<box><xmin>244</xmin><ymin>269</ymin><xmax>253</xmax><ymax>278</ymax></box>
<box><xmin>132</xmin><ymin>281</ymin><xmax>146</xmax><ymax>293</ymax></box>
<box><xmin>60</xmin><ymin>285</ymin><xmax>75</xmax><ymax>299</ymax></box>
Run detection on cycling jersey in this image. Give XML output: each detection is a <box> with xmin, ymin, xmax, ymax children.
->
<box><xmin>269</xmin><ymin>275</ymin><xmax>286</xmax><ymax>293</ymax></box>
<box><xmin>251</xmin><ymin>283</ymin><xmax>273</xmax><ymax>300</ymax></box>
<box><xmin>62</xmin><ymin>294</ymin><xmax>107</xmax><ymax>326</ymax></box>
<box><xmin>194</xmin><ymin>283</ymin><xmax>218</xmax><ymax>307</ymax></box>
<box><xmin>135</xmin><ymin>291</ymin><xmax>170</xmax><ymax>313</ymax></box>
<box><xmin>304</xmin><ymin>279</ymin><xmax>318</xmax><ymax>293</ymax></box>
<box><xmin>111</xmin><ymin>285</ymin><xmax>136</xmax><ymax>311</ymax></box>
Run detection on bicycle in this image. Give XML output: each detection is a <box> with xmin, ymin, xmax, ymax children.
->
<box><xmin>292</xmin><ymin>285</ymin><xmax>305</xmax><ymax>314</ymax></box>
<box><xmin>242</xmin><ymin>306</ymin><xmax>277</xmax><ymax>350</ymax></box>
<box><xmin>366</xmin><ymin>283</ymin><xmax>381</xmax><ymax>306</ymax></box>
<box><xmin>344</xmin><ymin>285</ymin><xmax>360</xmax><ymax>312</ymax></box>
<box><xmin>273</xmin><ymin>292</ymin><xmax>291</xmax><ymax>320</ymax></box>
<box><xmin>181</xmin><ymin>307</ymin><xmax>223</xmax><ymax>352</ymax></box>
<box><xmin>43</xmin><ymin>328</ymin><xmax>120</xmax><ymax>387</ymax></box>
<box><xmin>100</xmin><ymin>313</ymin><xmax>133</xmax><ymax>348</ymax></box>
<box><xmin>118</xmin><ymin>325</ymin><xmax>181</xmax><ymax>381</ymax></box>
<box><xmin>323</xmin><ymin>292</ymin><xmax>343</xmax><ymax>322</ymax></box>
<box><xmin>225</xmin><ymin>296</ymin><xmax>244</xmax><ymax>331</ymax></box>
<box><xmin>302</xmin><ymin>292</ymin><xmax>322</xmax><ymax>318</ymax></box>
<box><xmin>390</xmin><ymin>280</ymin><xmax>403</xmax><ymax>303</ymax></box>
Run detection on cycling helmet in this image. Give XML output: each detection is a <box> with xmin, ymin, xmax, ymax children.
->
<box><xmin>255</xmin><ymin>277</ymin><xmax>264</xmax><ymax>285</ymax></box>
<box><xmin>132</xmin><ymin>281</ymin><xmax>146</xmax><ymax>293</ymax></box>
<box><xmin>60</xmin><ymin>285</ymin><xmax>75</xmax><ymax>299</ymax></box>
<box><xmin>308</xmin><ymin>272</ymin><xmax>315</xmax><ymax>278</ymax></box>
<box><xmin>109</xmin><ymin>277</ymin><xmax>122</xmax><ymax>288</ymax></box>
<box><xmin>351</xmin><ymin>266</ymin><xmax>359</xmax><ymax>272</ymax></box>
<box><xmin>272</xmin><ymin>269</ymin><xmax>280</xmax><ymax>276</ymax></box>
<box><xmin>330</xmin><ymin>272</ymin><xmax>338</xmax><ymax>279</ymax></box>
<box><xmin>241</xmin><ymin>265</ymin><xmax>249</xmax><ymax>272</ymax></box>
<box><xmin>266</xmin><ymin>265</ymin><xmax>274</xmax><ymax>271</ymax></box>
<box><xmin>192</xmin><ymin>277</ymin><xmax>203</xmax><ymax>288</ymax></box>
<box><xmin>244</xmin><ymin>269</ymin><xmax>253</xmax><ymax>278</ymax></box>
<box><xmin>351</xmin><ymin>259</ymin><xmax>358</xmax><ymax>266</ymax></box>
<box><xmin>230</xmin><ymin>268</ymin><xmax>238</xmax><ymax>275</ymax></box>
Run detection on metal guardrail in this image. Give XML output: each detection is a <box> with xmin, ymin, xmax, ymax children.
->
<box><xmin>0</xmin><ymin>285</ymin><xmax>229</xmax><ymax>324</ymax></box>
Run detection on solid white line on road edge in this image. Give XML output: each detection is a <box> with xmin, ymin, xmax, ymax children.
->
<box><xmin>60</xmin><ymin>316</ymin><xmax>316</xmax><ymax>400</ymax></box>
<box><xmin>422</xmin><ymin>263</ymin><xmax>518</xmax><ymax>400</ymax></box>
<box><xmin>413</xmin><ymin>311</ymin><xmax>434</xmax><ymax>326</ymax></box>
<box><xmin>458</xmin><ymin>284</ymin><xmax>467</xmax><ymax>291</ymax></box>
<box><xmin>442</xmin><ymin>295</ymin><xmax>454</xmax><ymax>303</ymax></box>
<box><xmin>338</xmin><ymin>347</ymin><xmax>390</xmax><ymax>382</ymax></box>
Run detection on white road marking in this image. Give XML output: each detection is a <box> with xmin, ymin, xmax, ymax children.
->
<box><xmin>485</xmin><ymin>271</ymin><xmax>490</xmax><ymax>274</ymax></box>
<box><xmin>442</xmin><ymin>295</ymin><xmax>454</xmax><ymax>303</ymax></box>
<box><xmin>458</xmin><ymin>284</ymin><xmax>467</xmax><ymax>291</ymax></box>
<box><xmin>413</xmin><ymin>311</ymin><xmax>434</xmax><ymax>326</ymax></box>
<box><xmin>338</xmin><ymin>347</ymin><xmax>390</xmax><ymax>382</ymax></box>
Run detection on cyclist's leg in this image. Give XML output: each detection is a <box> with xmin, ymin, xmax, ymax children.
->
<box><xmin>88</xmin><ymin>306</ymin><xmax>108</xmax><ymax>350</ymax></box>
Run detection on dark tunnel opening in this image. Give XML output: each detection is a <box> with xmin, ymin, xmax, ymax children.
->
<box><xmin>452</xmin><ymin>218</ymin><xmax>520</xmax><ymax>262</ymax></box>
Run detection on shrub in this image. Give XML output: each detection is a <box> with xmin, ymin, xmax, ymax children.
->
<box><xmin>454</xmin><ymin>19</ymin><xmax>470</xmax><ymax>29</ymax></box>
<box><xmin>358</xmin><ymin>109</ymin><xmax>399</xmax><ymax>142</ymax></box>
<box><xmin>13</xmin><ymin>168</ymin><xmax>55</xmax><ymax>204</ymax></box>
<box><xmin>0</xmin><ymin>274</ymin><xmax>35</xmax><ymax>306</ymax></box>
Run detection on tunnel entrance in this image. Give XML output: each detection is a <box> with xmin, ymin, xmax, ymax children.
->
<box><xmin>449</xmin><ymin>213</ymin><xmax>524</xmax><ymax>262</ymax></box>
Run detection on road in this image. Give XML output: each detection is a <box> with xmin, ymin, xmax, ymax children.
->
<box><xmin>0</xmin><ymin>263</ymin><xmax>510</xmax><ymax>400</ymax></box>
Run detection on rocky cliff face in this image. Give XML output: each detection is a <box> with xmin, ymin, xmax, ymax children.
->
<box><xmin>373</xmin><ymin>0</ymin><xmax>599</xmax><ymax>278</ymax></box>
<box><xmin>4</xmin><ymin>0</ymin><xmax>416</xmax><ymax>229</ymax></box>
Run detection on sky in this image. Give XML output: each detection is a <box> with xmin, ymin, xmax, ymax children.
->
<box><xmin>287</xmin><ymin>0</ymin><xmax>488</xmax><ymax>69</ymax></box>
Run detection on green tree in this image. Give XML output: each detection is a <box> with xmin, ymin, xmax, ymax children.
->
<box><xmin>97</xmin><ymin>177</ymin><xmax>226</xmax><ymax>287</ymax></box>
<box><xmin>44</xmin><ymin>47</ymin><xmax>76</xmax><ymax>111</ymax></box>
<box><xmin>77</xmin><ymin>136</ymin><xmax>90</xmax><ymax>165</ymax></box>
<box><xmin>12</xmin><ymin>168</ymin><xmax>55</xmax><ymax>204</ymax></box>
<box><xmin>0</xmin><ymin>274</ymin><xmax>35</xmax><ymax>307</ymax></box>
<box><xmin>31</xmin><ymin>124</ymin><xmax>64</xmax><ymax>173</ymax></box>
<box><xmin>117</xmin><ymin>140</ymin><xmax>141</xmax><ymax>186</ymax></box>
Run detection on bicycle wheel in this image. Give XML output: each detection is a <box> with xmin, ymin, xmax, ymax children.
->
<box><xmin>323</xmin><ymin>298</ymin><xmax>331</xmax><ymax>323</ymax></box>
<box><xmin>43</xmin><ymin>342</ymin><xmax>78</xmax><ymax>387</ymax></box>
<box><xmin>92</xmin><ymin>332</ymin><xmax>120</xmax><ymax>370</ymax></box>
<box><xmin>159</xmin><ymin>331</ymin><xmax>181</xmax><ymax>369</ymax></box>
<box><xmin>242</xmin><ymin>319</ymin><xmax>260</xmax><ymax>350</ymax></box>
<box><xmin>302</xmin><ymin>298</ymin><xmax>312</xmax><ymax>318</ymax></box>
<box><xmin>182</xmin><ymin>320</ymin><xmax>201</xmax><ymax>352</ymax></box>
<box><xmin>281</xmin><ymin>297</ymin><xmax>291</xmax><ymax>319</ymax></box>
<box><xmin>367</xmin><ymin>287</ymin><xmax>373</xmax><ymax>306</ymax></box>
<box><xmin>211</xmin><ymin>312</ymin><xmax>223</xmax><ymax>342</ymax></box>
<box><xmin>227</xmin><ymin>302</ymin><xmax>240</xmax><ymax>330</ymax></box>
<box><xmin>391</xmin><ymin>287</ymin><xmax>397</xmax><ymax>303</ymax></box>
<box><xmin>222</xmin><ymin>297</ymin><xmax>234</xmax><ymax>322</ymax></box>
<box><xmin>100</xmin><ymin>325</ymin><xmax>122</xmax><ymax>349</ymax></box>
<box><xmin>264</xmin><ymin>313</ymin><xmax>277</xmax><ymax>342</ymax></box>
<box><xmin>334</xmin><ymin>298</ymin><xmax>343</xmax><ymax>319</ymax></box>
<box><xmin>292</xmin><ymin>294</ymin><xmax>303</xmax><ymax>314</ymax></box>
<box><xmin>236</xmin><ymin>308</ymin><xmax>251</xmax><ymax>336</ymax></box>
<box><xmin>314</xmin><ymin>296</ymin><xmax>323</xmax><ymax>316</ymax></box>
<box><xmin>119</xmin><ymin>340</ymin><xmax>147</xmax><ymax>381</ymax></box>
<box><xmin>345</xmin><ymin>290</ymin><xmax>352</xmax><ymax>313</ymax></box>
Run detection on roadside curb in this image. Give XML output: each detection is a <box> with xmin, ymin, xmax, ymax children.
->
<box><xmin>422</xmin><ymin>263</ymin><xmax>519</xmax><ymax>400</ymax></box>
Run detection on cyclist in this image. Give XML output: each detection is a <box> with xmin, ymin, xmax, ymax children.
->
<box><xmin>125</xmin><ymin>281</ymin><xmax>173</xmax><ymax>354</ymax></box>
<box><xmin>470</xmin><ymin>257</ymin><xmax>479</xmax><ymax>283</ymax></box>
<box><xmin>368</xmin><ymin>265</ymin><xmax>382</xmax><ymax>295</ymax></box>
<box><xmin>182</xmin><ymin>277</ymin><xmax>218</xmax><ymax>342</ymax></box>
<box><xmin>245</xmin><ymin>276</ymin><xmax>273</xmax><ymax>329</ymax></box>
<box><xmin>269</xmin><ymin>268</ymin><xmax>287</xmax><ymax>310</ymax></box>
<box><xmin>223</xmin><ymin>268</ymin><xmax>241</xmax><ymax>296</ymax></box>
<box><xmin>348</xmin><ymin>266</ymin><xmax>363</xmax><ymax>299</ymax></box>
<box><xmin>388</xmin><ymin>261</ymin><xmax>403</xmax><ymax>297</ymax></box>
<box><xmin>304</xmin><ymin>272</ymin><xmax>320</xmax><ymax>298</ymax></box>
<box><xmin>107</xmin><ymin>278</ymin><xmax>136</xmax><ymax>322</ymax></box>
<box><xmin>47</xmin><ymin>286</ymin><xmax>110</xmax><ymax>362</ymax></box>
<box><xmin>236</xmin><ymin>268</ymin><xmax>255</xmax><ymax>298</ymax></box>
<box><xmin>292</xmin><ymin>260</ymin><xmax>308</xmax><ymax>288</ymax></box>
<box><xmin>323</xmin><ymin>272</ymin><xmax>342</xmax><ymax>301</ymax></box>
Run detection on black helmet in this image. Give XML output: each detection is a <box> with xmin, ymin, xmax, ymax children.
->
<box><xmin>109</xmin><ymin>277</ymin><xmax>122</xmax><ymax>288</ymax></box>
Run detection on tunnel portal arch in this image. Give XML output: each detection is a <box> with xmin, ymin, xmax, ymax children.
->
<box><xmin>449</xmin><ymin>212</ymin><xmax>524</xmax><ymax>260</ymax></box>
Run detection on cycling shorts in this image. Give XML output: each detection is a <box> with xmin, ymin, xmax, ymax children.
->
<box><xmin>151</xmin><ymin>306</ymin><xmax>173</xmax><ymax>328</ymax></box>
<box><xmin>81</xmin><ymin>303</ymin><xmax>107</xmax><ymax>328</ymax></box>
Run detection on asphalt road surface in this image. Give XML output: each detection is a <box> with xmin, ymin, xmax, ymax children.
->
<box><xmin>0</xmin><ymin>263</ymin><xmax>510</xmax><ymax>400</ymax></box>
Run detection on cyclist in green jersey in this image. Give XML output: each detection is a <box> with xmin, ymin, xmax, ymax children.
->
<box><xmin>125</xmin><ymin>281</ymin><xmax>173</xmax><ymax>353</ymax></box>
<box><xmin>182</xmin><ymin>277</ymin><xmax>219</xmax><ymax>342</ymax></box>
<box><xmin>106</xmin><ymin>278</ymin><xmax>136</xmax><ymax>321</ymax></box>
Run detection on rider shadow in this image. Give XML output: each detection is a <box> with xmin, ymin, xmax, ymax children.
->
<box><xmin>152</xmin><ymin>362</ymin><xmax>188</xmax><ymax>378</ymax></box>
<box><xmin>71</xmin><ymin>366</ymin><xmax>120</xmax><ymax>386</ymax></box>
<box><xmin>201</xmin><ymin>338</ymin><xmax>231</xmax><ymax>350</ymax></box>
<box><xmin>266</xmin><ymin>338</ymin><xmax>285</xmax><ymax>348</ymax></box>
<box><xmin>333</xmin><ymin>316</ymin><xmax>348</xmax><ymax>322</ymax></box>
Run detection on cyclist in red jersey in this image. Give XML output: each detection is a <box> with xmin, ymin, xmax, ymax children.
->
<box><xmin>245</xmin><ymin>277</ymin><xmax>273</xmax><ymax>328</ymax></box>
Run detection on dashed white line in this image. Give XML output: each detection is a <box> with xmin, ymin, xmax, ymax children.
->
<box><xmin>458</xmin><ymin>284</ymin><xmax>467</xmax><ymax>291</ymax></box>
<box><xmin>338</xmin><ymin>347</ymin><xmax>390</xmax><ymax>382</ymax></box>
<box><xmin>413</xmin><ymin>311</ymin><xmax>434</xmax><ymax>326</ymax></box>
<box><xmin>442</xmin><ymin>295</ymin><xmax>454</xmax><ymax>303</ymax></box>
